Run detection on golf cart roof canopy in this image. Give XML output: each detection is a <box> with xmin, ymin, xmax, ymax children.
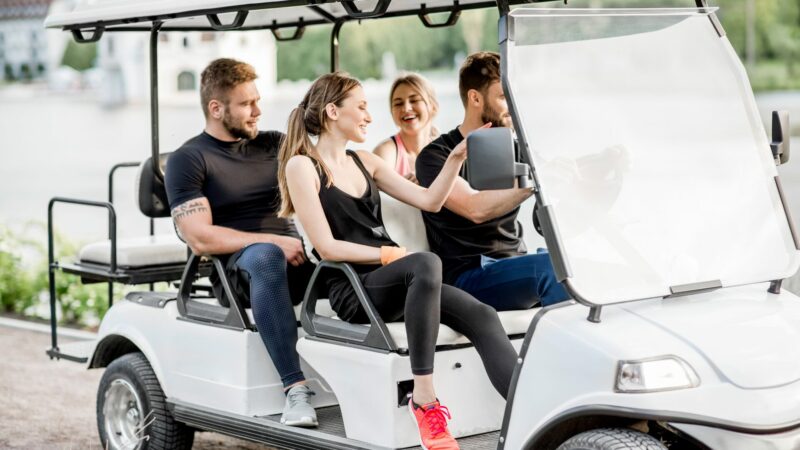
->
<box><xmin>504</xmin><ymin>7</ymin><xmax>800</xmax><ymax>305</ymax></box>
<box><xmin>44</xmin><ymin>0</ymin><xmax>554</xmax><ymax>35</ymax></box>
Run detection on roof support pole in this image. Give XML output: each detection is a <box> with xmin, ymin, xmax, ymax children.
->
<box><xmin>150</xmin><ymin>21</ymin><xmax>163</xmax><ymax>180</ymax></box>
<box><xmin>330</xmin><ymin>19</ymin><xmax>345</xmax><ymax>73</ymax></box>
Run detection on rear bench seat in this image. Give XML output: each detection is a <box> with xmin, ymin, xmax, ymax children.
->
<box><xmin>56</xmin><ymin>155</ymin><xmax>194</xmax><ymax>287</ymax></box>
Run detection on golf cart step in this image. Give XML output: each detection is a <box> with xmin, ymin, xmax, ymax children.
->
<box><xmin>261</xmin><ymin>406</ymin><xmax>501</xmax><ymax>449</ymax></box>
<box><xmin>173</xmin><ymin>401</ymin><xmax>499</xmax><ymax>450</ymax></box>
<box><xmin>171</xmin><ymin>401</ymin><xmax>387</xmax><ymax>450</ymax></box>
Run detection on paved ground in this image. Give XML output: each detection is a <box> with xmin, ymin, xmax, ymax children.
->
<box><xmin>0</xmin><ymin>324</ymin><xmax>270</xmax><ymax>450</ymax></box>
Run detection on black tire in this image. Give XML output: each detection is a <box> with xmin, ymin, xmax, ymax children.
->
<box><xmin>557</xmin><ymin>428</ymin><xmax>668</xmax><ymax>450</ymax></box>
<box><xmin>97</xmin><ymin>352</ymin><xmax>194</xmax><ymax>450</ymax></box>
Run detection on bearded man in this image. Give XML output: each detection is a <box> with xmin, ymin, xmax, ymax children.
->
<box><xmin>416</xmin><ymin>51</ymin><xmax>570</xmax><ymax>311</ymax></box>
<box><xmin>165</xmin><ymin>58</ymin><xmax>318</xmax><ymax>427</ymax></box>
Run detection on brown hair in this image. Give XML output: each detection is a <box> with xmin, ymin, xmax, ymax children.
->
<box><xmin>278</xmin><ymin>72</ymin><xmax>362</xmax><ymax>217</ymax></box>
<box><xmin>390</xmin><ymin>73</ymin><xmax>440</xmax><ymax>122</ymax></box>
<box><xmin>458</xmin><ymin>51</ymin><xmax>501</xmax><ymax>106</ymax></box>
<box><xmin>200</xmin><ymin>58</ymin><xmax>257</xmax><ymax>118</ymax></box>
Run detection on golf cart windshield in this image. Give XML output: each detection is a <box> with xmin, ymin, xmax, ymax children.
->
<box><xmin>506</xmin><ymin>8</ymin><xmax>800</xmax><ymax>305</ymax></box>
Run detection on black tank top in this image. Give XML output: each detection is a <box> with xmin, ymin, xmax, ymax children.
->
<box><xmin>315</xmin><ymin>150</ymin><xmax>398</xmax><ymax>321</ymax></box>
<box><xmin>315</xmin><ymin>150</ymin><xmax>397</xmax><ymax>270</ymax></box>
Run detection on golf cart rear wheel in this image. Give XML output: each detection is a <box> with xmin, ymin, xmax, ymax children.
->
<box><xmin>97</xmin><ymin>352</ymin><xmax>194</xmax><ymax>450</ymax></box>
<box><xmin>557</xmin><ymin>428</ymin><xmax>667</xmax><ymax>450</ymax></box>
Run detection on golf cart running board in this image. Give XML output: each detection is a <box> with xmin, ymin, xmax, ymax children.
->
<box><xmin>169</xmin><ymin>400</ymin><xmax>500</xmax><ymax>450</ymax></box>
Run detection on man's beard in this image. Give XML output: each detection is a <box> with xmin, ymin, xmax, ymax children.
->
<box><xmin>481</xmin><ymin>104</ymin><xmax>513</xmax><ymax>129</ymax></box>
<box><xmin>223</xmin><ymin>112</ymin><xmax>258</xmax><ymax>140</ymax></box>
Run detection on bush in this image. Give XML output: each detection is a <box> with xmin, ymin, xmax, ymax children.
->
<box><xmin>0</xmin><ymin>224</ymin><xmax>136</xmax><ymax>327</ymax></box>
<box><xmin>0</xmin><ymin>228</ymin><xmax>36</xmax><ymax>313</ymax></box>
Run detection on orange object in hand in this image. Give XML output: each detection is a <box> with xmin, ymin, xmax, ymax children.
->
<box><xmin>380</xmin><ymin>246</ymin><xmax>407</xmax><ymax>266</ymax></box>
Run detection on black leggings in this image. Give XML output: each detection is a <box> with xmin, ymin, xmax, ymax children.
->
<box><xmin>341</xmin><ymin>252</ymin><xmax>517</xmax><ymax>398</ymax></box>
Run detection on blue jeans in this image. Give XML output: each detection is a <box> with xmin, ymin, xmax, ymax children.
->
<box><xmin>453</xmin><ymin>250</ymin><xmax>570</xmax><ymax>311</ymax></box>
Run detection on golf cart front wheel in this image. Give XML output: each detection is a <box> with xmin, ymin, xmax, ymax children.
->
<box><xmin>557</xmin><ymin>428</ymin><xmax>667</xmax><ymax>450</ymax></box>
<box><xmin>97</xmin><ymin>352</ymin><xmax>194</xmax><ymax>450</ymax></box>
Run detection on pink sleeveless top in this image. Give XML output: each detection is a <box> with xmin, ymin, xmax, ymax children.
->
<box><xmin>392</xmin><ymin>133</ymin><xmax>412</xmax><ymax>177</ymax></box>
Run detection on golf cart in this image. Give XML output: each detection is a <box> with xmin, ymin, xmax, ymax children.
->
<box><xmin>44</xmin><ymin>1</ymin><xmax>800</xmax><ymax>449</ymax></box>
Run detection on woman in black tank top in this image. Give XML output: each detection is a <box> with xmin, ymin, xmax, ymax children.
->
<box><xmin>277</xmin><ymin>73</ymin><xmax>516</xmax><ymax>447</ymax></box>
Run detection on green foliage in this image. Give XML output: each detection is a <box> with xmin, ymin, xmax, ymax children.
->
<box><xmin>0</xmin><ymin>224</ymin><xmax>116</xmax><ymax>327</ymax></box>
<box><xmin>0</xmin><ymin>227</ymin><xmax>36</xmax><ymax>313</ymax></box>
<box><xmin>276</xmin><ymin>0</ymin><xmax>800</xmax><ymax>92</ymax></box>
<box><xmin>749</xmin><ymin>60</ymin><xmax>800</xmax><ymax>92</ymax></box>
<box><xmin>276</xmin><ymin>10</ymin><xmax>496</xmax><ymax>80</ymax></box>
<box><xmin>61</xmin><ymin>40</ymin><xmax>97</xmax><ymax>72</ymax></box>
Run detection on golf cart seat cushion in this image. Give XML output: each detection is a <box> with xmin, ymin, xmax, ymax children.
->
<box><xmin>380</xmin><ymin>192</ymin><xmax>430</xmax><ymax>252</ymax></box>
<box><xmin>136</xmin><ymin>153</ymin><xmax>172</xmax><ymax>218</ymax></box>
<box><xmin>78</xmin><ymin>234</ymin><xmax>187</xmax><ymax>267</ymax></box>
<box><xmin>384</xmin><ymin>308</ymin><xmax>538</xmax><ymax>349</ymax></box>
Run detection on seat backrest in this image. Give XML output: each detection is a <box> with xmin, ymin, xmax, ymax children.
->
<box><xmin>135</xmin><ymin>152</ymin><xmax>172</xmax><ymax>218</ymax></box>
<box><xmin>380</xmin><ymin>192</ymin><xmax>429</xmax><ymax>252</ymax></box>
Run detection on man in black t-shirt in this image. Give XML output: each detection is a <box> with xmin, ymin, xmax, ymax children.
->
<box><xmin>416</xmin><ymin>52</ymin><xmax>570</xmax><ymax>311</ymax></box>
<box><xmin>165</xmin><ymin>59</ymin><xmax>317</xmax><ymax>427</ymax></box>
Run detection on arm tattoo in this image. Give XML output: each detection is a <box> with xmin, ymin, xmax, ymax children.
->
<box><xmin>172</xmin><ymin>200</ymin><xmax>209</xmax><ymax>222</ymax></box>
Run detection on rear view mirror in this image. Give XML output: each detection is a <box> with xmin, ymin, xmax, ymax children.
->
<box><xmin>771</xmin><ymin>110</ymin><xmax>790</xmax><ymax>165</ymax></box>
<box><xmin>466</xmin><ymin>127</ymin><xmax>532</xmax><ymax>190</ymax></box>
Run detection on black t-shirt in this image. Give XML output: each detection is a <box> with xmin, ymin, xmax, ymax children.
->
<box><xmin>165</xmin><ymin>130</ymin><xmax>298</xmax><ymax>238</ymax></box>
<box><xmin>416</xmin><ymin>127</ymin><xmax>526</xmax><ymax>284</ymax></box>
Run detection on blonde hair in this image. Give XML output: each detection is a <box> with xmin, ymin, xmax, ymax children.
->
<box><xmin>278</xmin><ymin>72</ymin><xmax>362</xmax><ymax>217</ymax></box>
<box><xmin>389</xmin><ymin>73</ymin><xmax>440</xmax><ymax>138</ymax></box>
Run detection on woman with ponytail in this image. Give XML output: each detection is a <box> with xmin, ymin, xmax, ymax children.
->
<box><xmin>278</xmin><ymin>72</ymin><xmax>516</xmax><ymax>450</ymax></box>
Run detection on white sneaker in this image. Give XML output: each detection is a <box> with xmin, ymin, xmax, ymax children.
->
<box><xmin>280</xmin><ymin>384</ymin><xmax>318</xmax><ymax>427</ymax></box>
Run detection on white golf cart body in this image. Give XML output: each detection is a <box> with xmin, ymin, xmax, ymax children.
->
<box><xmin>44</xmin><ymin>1</ymin><xmax>800</xmax><ymax>449</ymax></box>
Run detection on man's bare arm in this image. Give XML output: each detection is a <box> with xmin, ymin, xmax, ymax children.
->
<box><xmin>172</xmin><ymin>197</ymin><xmax>305</xmax><ymax>265</ymax></box>
<box><xmin>443</xmin><ymin>178</ymin><xmax>533</xmax><ymax>224</ymax></box>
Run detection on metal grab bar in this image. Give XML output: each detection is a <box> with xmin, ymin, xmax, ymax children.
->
<box><xmin>47</xmin><ymin>197</ymin><xmax>117</xmax><ymax>356</ymax></box>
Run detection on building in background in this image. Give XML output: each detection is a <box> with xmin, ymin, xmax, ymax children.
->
<box><xmin>0</xmin><ymin>0</ymin><xmax>53</xmax><ymax>81</ymax></box>
<box><xmin>97</xmin><ymin>30</ymin><xmax>277</xmax><ymax>107</ymax></box>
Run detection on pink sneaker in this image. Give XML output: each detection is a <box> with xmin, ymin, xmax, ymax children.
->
<box><xmin>407</xmin><ymin>396</ymin><xmax>459</xmax><ymax>450</ymax></box>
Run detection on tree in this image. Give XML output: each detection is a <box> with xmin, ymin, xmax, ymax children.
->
<box><xmin>60</xmin><ymin>40</ymin><xmax>97</xmax><ymax>72</ymax></box>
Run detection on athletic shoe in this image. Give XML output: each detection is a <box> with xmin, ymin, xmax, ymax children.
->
<box><xmin>280</xmin><ymin>384</ymin><xmax>318</xmax><ymax>427</ymax></box>
<box><xmin>407</xmin><ymin>395</ymin><xmax>459</xmax><ymax>450</ymax></box>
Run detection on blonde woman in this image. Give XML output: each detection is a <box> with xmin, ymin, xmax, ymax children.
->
<box><xmin>373</xmin><ymin>73</ymin><xmax>439</xmax><ymax>182</ymax></box>
<box><xmin>278</xmin><ymin>72</ymin><xmax>515</xmax><ymax>450</ymax></box>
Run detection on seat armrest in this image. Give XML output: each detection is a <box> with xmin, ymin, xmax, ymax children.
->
<box><xmin>301</xmin><ymin>261</ymin><xmax>397</xmax><ymax>352</ymax></box>
<box><xmin>176</xmin><ymin>253</ymin><xmax>252</xmax><ymax>330</ymax></box>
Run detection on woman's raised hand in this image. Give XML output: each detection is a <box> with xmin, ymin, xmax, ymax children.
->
<box><xmin>448</xmin><ymin>122</ymin><xmax>492</xmax><ymax>164</ymax></box>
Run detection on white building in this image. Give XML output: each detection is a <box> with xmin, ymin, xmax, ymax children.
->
<box><xmin>0</xmin><ymin>0</ymin><xmax>53</xmax><ymax>81</ymax></box>
<box><xmin>97</xmin><ymin>30</ymin><xmax>277</xmax><ymax>106</ymax></box>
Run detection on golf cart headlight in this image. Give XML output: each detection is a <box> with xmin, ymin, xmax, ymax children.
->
<box><xmin>616</xmin><ymin>356</ymin><xmax>700</xmax><ymax>393</ymax></box>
